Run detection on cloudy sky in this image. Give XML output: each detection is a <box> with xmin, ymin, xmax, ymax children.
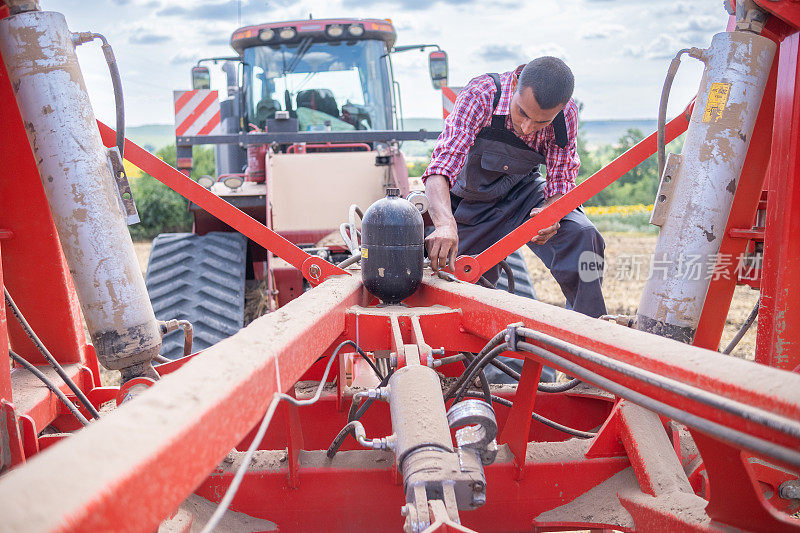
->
<box><xmin>48</xmin><ymin>0</ymin><xmax>730</xmax><ymax>126</ymax></box>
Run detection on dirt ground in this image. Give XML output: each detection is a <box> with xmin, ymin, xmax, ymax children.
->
<box><xmin>132</xmin><ymin>233</ymin><xmax>759</xmax><ymax>366</ymax></box>
<box><xmin>520</xmin><ymin>233</ymin><xmax>760</xmax><ymax>360</ymax></box>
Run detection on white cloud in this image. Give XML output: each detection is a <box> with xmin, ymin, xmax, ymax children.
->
<box><xmin>580</xmin><ymin>24</ymin><xmax>625</xmax><ymax>40</ymax></box>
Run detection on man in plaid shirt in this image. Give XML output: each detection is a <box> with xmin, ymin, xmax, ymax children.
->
<box><xmin>422</xmin><ymin>57</ymin><xmax>607</xmax><ymax>319</ymax></box>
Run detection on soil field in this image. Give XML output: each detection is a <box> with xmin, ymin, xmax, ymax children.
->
<box><xmin>520</xmin><ymin>233</ymin><xmax>760</xmax><ymax>360</ymax></box>
<box><xmin>131</xmin><ymin>233</ymin><xmax>759</xmax><ymax>363</ymax></box>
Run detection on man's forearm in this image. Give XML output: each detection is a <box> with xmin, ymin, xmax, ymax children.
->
<box><xmin>424</xmin><ymin>174</ymin><xmax>457</xmax><ymax>229</ymax></box>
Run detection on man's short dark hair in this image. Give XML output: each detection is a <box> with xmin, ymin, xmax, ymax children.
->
<box><xmin>518</xmin><ymin>57</ymin><xmax>574</xmax><ymax>109</ymax></box>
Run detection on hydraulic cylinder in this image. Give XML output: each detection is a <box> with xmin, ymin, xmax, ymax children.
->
<box><xmin>0</xmin><ymin>10</ymin><xmax>161</xmax><ymax>376</ymax></box>
<box><xmin>637</xmin><ymin>30</ymin><xmax>776</xmax><ymax>343</ymax></box>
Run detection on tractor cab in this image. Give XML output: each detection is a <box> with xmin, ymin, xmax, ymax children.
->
<box><xmin>235</xmin><ymin>21</ymin><xmax>396</xmax><ymax>132</ymax></box>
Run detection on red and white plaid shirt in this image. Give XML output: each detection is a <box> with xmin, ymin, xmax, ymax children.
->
<box><xmin>422</xmin><ymin>65</ymin><xmax>580</xmax><ymax>199</ymax></box>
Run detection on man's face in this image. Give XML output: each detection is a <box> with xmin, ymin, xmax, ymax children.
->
<box><xmin>509</xmin><ymin>86</ymin><xmax>564</xmax><ymax>136</ymax></box>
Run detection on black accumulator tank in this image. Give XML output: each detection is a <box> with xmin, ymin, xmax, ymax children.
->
<box><xmin>361</xmin><ymin>188</ymin><xmax>424</xmax><ymax>304</ymax></box>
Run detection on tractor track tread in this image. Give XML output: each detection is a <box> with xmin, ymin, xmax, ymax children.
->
<box><xmin>145</xmin><ymin>232</ymin><xmax>247</xmax><ymax>359</ymax></box>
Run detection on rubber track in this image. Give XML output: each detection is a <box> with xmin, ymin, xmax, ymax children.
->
<box><xmin>497</xmin><ymin>249</ymin><xmax>538</xmax><ymax>300</ymax></box>
<box><xmin>145</xmin><ymin>232</ymin><xmax>247</xmax><ymax>359</ymax></box>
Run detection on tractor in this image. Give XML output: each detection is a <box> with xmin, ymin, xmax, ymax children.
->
<box><xmin>148</xmin><ymin>17</ymin><xmax>537</xmax><ymax>358</ymax></box>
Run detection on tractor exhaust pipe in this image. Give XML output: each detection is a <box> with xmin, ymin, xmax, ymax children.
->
<box><xmin>0</xmin><ymin>10</ymin><xmax>161</xmax><ymax>379</ymax></box>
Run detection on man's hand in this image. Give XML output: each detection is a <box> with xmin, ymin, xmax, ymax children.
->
<box><xmin>424</xmin><ymin>174</ymin><xmax>459</xmax><ymax>271</ymax></box>
<box><xmin>425</xmin><ymin>222</ymin><xmax>459</xmax><ymax>271</ymax></box>
<box><xmin>529</xmin><ymin>193</ymin><xmax>562</xmax><ymax>245</ymax></box>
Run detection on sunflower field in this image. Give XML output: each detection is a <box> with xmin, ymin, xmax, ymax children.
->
<box><xmin>583</xmin><ymin>203</ymin><xmax>656</xmax><ymax>234</ymax></box>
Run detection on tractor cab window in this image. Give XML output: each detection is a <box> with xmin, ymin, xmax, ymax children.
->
<box><xmin>244</xmin><ymin>39</ymin><xmax>391</xmax><ymax>131</ymax></box>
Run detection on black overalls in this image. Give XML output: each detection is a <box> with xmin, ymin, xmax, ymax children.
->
<box><xmin>450</xmin><ymin>73</ymin><xmax>607</xmax><ymax>318</ymax></box>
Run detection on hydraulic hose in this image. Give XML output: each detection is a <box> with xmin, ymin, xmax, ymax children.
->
<box><xmin>72</xmin><ymin>32</ymin><xmax>125</xmax><ymax>158</ymax></box>
<box><xmin>489</xmin><ymin>394</ymin><xmax>595</xmax><ymax>439</ymax></box>
<box><xmin>516</xmin><ymin>326</ymin><xmax>800</xmax><ymax>442</ymax></box>
<box><xmin>516</xmin><ymin>338</ymin><xmax>800</xmax><ymax>467</ymax></box>
<box><xmin>723</xmin><ymin>298</ymin><xmax>759</xmax><ymax>355</ymax></box>
<box><xmin>202</xmin><ymin>339</ymin><xmax>362</xmax><ymax>532</ymax></box>
<box><xmin>658</xmin><ymin>48</ymin><xmax>692</xmax><ymax>178</ymax></box>
<box><xmin>4</xmin><ymin>288</ymin><xmax>101</xmax><ymax>420</ymax></box>
<box><xmin>9</xmin><ymin>349</ymin><xmax>90</xmax><ymax>427</ymax></box>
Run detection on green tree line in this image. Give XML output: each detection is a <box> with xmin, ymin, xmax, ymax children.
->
<box><xmin>128</xmin><ymin>145</ymin><xmax>214</xmax><ymax>240</ymax></box>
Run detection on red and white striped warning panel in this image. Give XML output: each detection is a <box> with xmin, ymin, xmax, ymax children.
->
<box><xmin>173</xmin><ymin>90</ymin><xmax>221</xmax><ymax>137</ymax></box>
<box><xmin>441</xmin><ymin>86</ymin><xmax>464</xmax><ymax>120</ymax></box>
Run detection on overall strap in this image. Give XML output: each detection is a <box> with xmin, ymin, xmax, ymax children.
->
<box><xmin>487</xmin><ymin>73</ymin><xmax>505</xmax><ymax>129</ymax></box>
<box><xmin>552</xmin><ymin>109</ymin><xmax>568</xmax><ymax>148</ymax></box>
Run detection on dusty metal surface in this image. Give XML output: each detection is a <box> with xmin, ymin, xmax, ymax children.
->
<box><xmin>0</xmin><ymin>11</ymin><xmax>161</xmax><ymax>370</ymax></box>
<box><xmin>0</xmin><ymin>274</ymin><xmax>365</xmax><ymax>532</ymax></box>
<box><xmin>638</xmin><ymin>30</ymin><xmax>777</xmax><ymax>342</ymax></box>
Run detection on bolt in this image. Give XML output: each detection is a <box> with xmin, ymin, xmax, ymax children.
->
<box><xmin>308</xmin><ymin>264</ymin><xmax>321</xmax><ymax>279</ymax></box>
<box><xmin>779</xmin><ymin>480</ymin><xmax>800</xmax><ymax>500</ymax></box>
<box><xmin>400</xmin><ymin>505</ymin><xmax>409</xmax><ymax>517</ymax></box>
<box><xmin>471</xmin><ymin>481</ymin><xmax>485</xmax><ymax>492</ymax></box>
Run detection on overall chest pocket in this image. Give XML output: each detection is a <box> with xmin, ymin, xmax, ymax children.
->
<box><xmin>459</xmin><ymin>150</ymin><xmax>540</xmax><ymax>202</ymax></box>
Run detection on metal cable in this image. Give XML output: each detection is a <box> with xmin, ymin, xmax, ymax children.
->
<box><xmin>202</xmin><ymin>339</ymin><xmax>358</xmax><ymax>531</ymax></box>
<box><xmin>4</xmin><ymin>288</ymin><xmax>101</xmax><ymax>420</ymax></box>
<box><xmin>9</xmin><ymin>350</ymin><xmax>90</xmax><ymax>427</ymax></box>
<box><xmin>516</xmin><ymin>339</ymin><xmax>800</xmax><ymax>467</ymax></box>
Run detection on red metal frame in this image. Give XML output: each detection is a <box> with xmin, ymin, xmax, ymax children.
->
<box><xmin>756</xmin><ymin>30</ymin><xmax>800</xmax><ymax>371</ymax></box>
<box><xmin>97</xmin><ymin>122</ymin><xmax>348</xmax><ymax>286</ymax></box>
<box><xmin>2</xmin><ymin>4</ymin><xmax>800</xmax><ymax>531</ymax></box>
<box><xmin>1</xmin><ymin>276</ymin><xmax>798</xmax><ymax>531</ymax></box>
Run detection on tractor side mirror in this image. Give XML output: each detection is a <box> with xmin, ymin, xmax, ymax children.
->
<box><xmin>191</xmin><ymin>66</ymin><xmax>211</xmax><ymax>90</ymax></box>
<box><xmin>428</xmin><ymin>50</ymin><xmax>448</xmax><ymax>89</ymax></box>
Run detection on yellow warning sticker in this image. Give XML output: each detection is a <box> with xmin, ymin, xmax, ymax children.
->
<box><xmin>703</xmin><ymin>82</ymin><xmax>732</xmax><ymax>123</ymax></box>
<box><xmin>361</xmin><ymin>247</ymin><xmax>368</xmax><ymax>259</ymax></box>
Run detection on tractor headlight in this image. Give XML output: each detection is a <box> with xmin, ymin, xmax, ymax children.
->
<box><xmin>279</xmin><ymin>27</ymin><xmax>296</xmax><ymax>40</ymax></box>
<box><xmin>223</xmin><ymin>176</ymin><xmax>244</xmax><ymax>190</ymax></box>
<box><xmin>326</xmin><ymin>24</ymin><xmax>344</xmax><ymax>38</ymax></box>
<box><xmin>197</xmin><ymin>175</ymin><xmax>215</xmax><ymax>189</ymax></box>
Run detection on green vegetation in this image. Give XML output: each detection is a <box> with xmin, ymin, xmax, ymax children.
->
<box><xmin>128</xmin><ymin>146</ymin><xmax>215</xmax><ymax>241</ymax></box>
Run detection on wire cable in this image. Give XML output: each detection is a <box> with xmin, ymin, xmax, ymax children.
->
<box><xmin>9</xmin><ymin>350</ymin><xmax>91</xmax><ymax>427</ymax></box>
<box><xmin>202</xmin><ymin>340</ymin><xmax>357</xmax><ymax>532</ymax></box>
<box><xmin>4</xmin><ymin>288</ymin><xmax>101</xmax><ymax>420</ymax></box>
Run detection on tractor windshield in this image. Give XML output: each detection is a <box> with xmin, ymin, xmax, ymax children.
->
<box><xmin>244</xmin><ymin>39</ymin><xmax>392</xmax><ymax>131</ymax></box>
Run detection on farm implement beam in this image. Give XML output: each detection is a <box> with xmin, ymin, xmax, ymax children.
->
<box><xmin>0</xmin><ymin>273</ymin><xmax>798</xmax><ymax>531</ymax></box>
